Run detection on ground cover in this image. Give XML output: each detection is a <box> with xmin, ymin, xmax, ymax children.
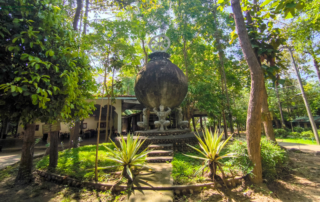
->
<box><xmin>172</xmin><ymin>138</ymin><xmax>289</xmax><ymax>185</ymax></box>
<box><xmin>175</xmin><ymin>150</ymin><xmax>320</xmax><ymax>202</ymax></box>
<box><xmin>0</xmin><ymin>157</ymin><xmax>127</xmax><ymax>202</ymax></box>
<box><xmin>36</xmin><ymin>143</ymin><xmax>125</xmax><ymax>183</ymax></box>
<box><xmin>277</xmin><ymin>138</ymin><xmax>317</xmax><ymax>145</ymax></box>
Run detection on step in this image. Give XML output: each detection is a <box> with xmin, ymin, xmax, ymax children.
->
<box><xmin>146</xmin><ymin>156</ymin><xmax>173</xmax><ymax>163</ymax></box>
<box><xmin>148</xmin><ymin>150</ymin><xmax>173</xmax><ymax>157</ymax></box>
<box><xmin>148</xmin><ymin>144</ymin><xmax>173</xmax><ymax>149</ymax></box>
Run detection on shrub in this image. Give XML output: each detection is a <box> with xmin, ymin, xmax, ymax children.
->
<box><xmin>293</xmin><ymin>127</ymin><xmax>304</xmax><ymax>133</ymax></box>
<box><xmin>274</xmin><ymin>129</ymin><xmax>289</xmax><ymax>137</ymax></box>
<box><xmin>303</xmin><ymin>127</ymin><xmax>312</xmax><ymax>132</ymax></box>
<box><xmin>227</xmin><ymin>139</ymin><xmax>289</xmax><ymax>181</ymax></box>
<box><xmin>183</xmin><ymin>128</ymin><xmax>234</xmax><ymax>181</ymax></box>
<box><xmin>288</xmin><ymin>132</ymin><xmax>300</xmax><ymax>138</ymax></box>
<box><xmin>301</xmin><ymin>130</ymin><xmax>314</xmax><ymax>139</ymax></box>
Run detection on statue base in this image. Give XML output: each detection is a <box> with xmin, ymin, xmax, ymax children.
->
<box><xmin>134</xmin><ymin>128</ymin><xmax>191</xmax><ymax>136</ymax></box>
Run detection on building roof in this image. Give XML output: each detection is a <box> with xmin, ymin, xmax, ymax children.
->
<box><xmin>292</xmin><ymin>116</ymin><xmax>320</xmax><ymax>123</ymax></box>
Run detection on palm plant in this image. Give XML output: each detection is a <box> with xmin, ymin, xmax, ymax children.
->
<box><xmin>99</xmin><ymin>134</ymin><xmax>151</xmax><ymax>182</ymax></box>
<box><xmin>184</xmin><ymin>128</ymin><xmax>235</xmax><ymax>184</ymax></box>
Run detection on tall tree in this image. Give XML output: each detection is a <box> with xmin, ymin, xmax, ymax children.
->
<box><xmin>231</xmin><ymin>0</ymin><xmax>264</xmax><ymax>183</ymax></box>
<box><xmin>0</xmin><ymin>0</ymin><xmax>96</xmax><ymax>182</ymax></box>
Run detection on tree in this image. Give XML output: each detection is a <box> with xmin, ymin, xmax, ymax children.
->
<box><xmin>231</xmin><ymin>0</ymin><xmax>265</xmax><ymax>183</ymax></box>
<box><xmin>0</xmin><ymin>0</ymin><xmax>96</xmax><ymax>182</ymax></box>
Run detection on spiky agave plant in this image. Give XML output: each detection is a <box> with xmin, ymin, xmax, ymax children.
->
<box><xmin>99</xmin><ymin>134</ymin><xmax>151</xmax><ymax>182</ymax></box>
<box><xmin>184</xmin><ymin>128</ymin><xmax>235</xmax><ymax>183</ymax></box>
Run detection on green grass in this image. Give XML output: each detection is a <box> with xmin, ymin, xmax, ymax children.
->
<box><xmin>0</xmin><ymin>165</ymin><xmax>17</xmax><ymax>181</ymax></box>
<box><xmin>276</xmin><ymin>138</ymin><xmax>317</xmax><ymax>145</ymax></box>
<box><xmin>171</xmin><ymin>152</ymin><xmax>207</xmax><ymax>185</ymax></box>
<box><xmin>36</xmin><ymin>143</ymin><xmax>120</xmax><ymax>182</ymax></box>
<box><xmin>172</xmin><ymin>147</ymin><xmax>230</xmax><ymax>185</ymax></box>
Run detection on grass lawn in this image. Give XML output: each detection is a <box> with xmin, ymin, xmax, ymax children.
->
<box><xmin>276</xmin><ymin>138</ymin><xmax>317</xmax><ymax>145</ymax></box>
<box><xmin>172</xmin><ymin>147</ymin><xmax>232</xmax><ymax>185</ymax></box>
<box><xmin>36</xmin><ymin>143</ymin><xmax>122</xmax><ymax>182</ymax></box>
<box><xmin>171</xmin><ymin>152</ymin><xmax>207</xmax><ymax>185</ymax></box>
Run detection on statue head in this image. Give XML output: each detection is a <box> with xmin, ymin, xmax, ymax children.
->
<box><xmin>142</xmin><ymin>108</ymin><xmax>147</xmax><ymax>115</ymax></box>
<box><xmin>159</xmin><ymin>105</ymin><xmax>164</xmax><ymax>111</ymax></box>
<box><xmin>177</xmin><ymin>107</ymin><xmax>182</xmax><ymax>112</ymax></box>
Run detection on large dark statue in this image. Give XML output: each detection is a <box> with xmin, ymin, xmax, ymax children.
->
<box><xmin>134</xmin><ymin>35</ymin><xmax>188</xmax><ymax>109</ymax></box>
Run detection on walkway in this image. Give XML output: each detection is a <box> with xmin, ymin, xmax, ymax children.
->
<box><xmin>278</xmin><ymin>142</ymin><xmax>320</xmax><ymax>153</ymax></box>
<box><xmin>0</xmin><ymin>150</ymin><xmax>45</xmax><ymax>170</ymax></box>
<box><xmin>126</xmin><ymin>163</ymin><xmax>173</xmax><ymax>202</ymax></box>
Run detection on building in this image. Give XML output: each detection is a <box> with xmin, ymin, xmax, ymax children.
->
<box><xmin>17</xmin><ymin>95</ymin><xmax>208</xmax><ymax>138</ymax></box>
<box><xmin>17</xmin><ymin>96</ymin><xmax>142</xmax><ymax>138</ymax></box>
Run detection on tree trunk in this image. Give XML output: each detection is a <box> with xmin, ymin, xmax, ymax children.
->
<box><xmin>222</xmin><ymin>111</ymin><xmax>228</xmax><ymax>140</ymax></box>
<box><xmin>49</xmin><ymin>131</ymin><xmax>59</xmax><ymax>170</ymax></box>
<box><xmin>73</xmin><ymin>0</ymin><xmax>83</xmax><ymax>30</ymax></box>
<box><xmin>211</xmin><ymin>4</ymin><xmax>234</xmax><ymax>134</ymax></box>
<box><xmin>288</xmin><ymin>47</ymin><xmax>320</xmax><ymax>145</ymax></box>
<box><xmin>192</xmin><ymin>116</ymin><xmax>196</xmax><ymax>131</ymax></box>
<box><xmin>183</xmin><ymin>38</ymin><xmax>188</xmax><ymax>81</ymax></box>
<box><xmin>83</xmin><ymin>0</ymin><xmax>89</xmax><ymax>35</ymax></box>
<box><xmin>141</xmin><ymin>39</ymin><xmax>148</xmax><ymax>65</ymax></box>
<box><xmin>69</xmin><ymin>126</ymin><xmax>74</xmax><ymax>148</ymax></box>
<box><xmin>16</xmin><ymin>123</ymin><xmax>36</xmax><ymax>183</ymax></box>
<box><xmin>261</xmin><ymin>85</ymin><xmax>276</xmax><ymax>141</ymax></box>
<box><xmin>108</xmin><ymin>68</ymin><xmax>115</xmax><ymax>141</ymax></box>
<box><xmin>200</xmin><ymin>116</ymin><xmax>203</xmax><ymax>130</ymax></box>
<box><xmin>71</xmin><ymin>121</ymin><xmax>80</xmax><ymax>148</ymax></box>
<box><xmin>95</xmin><ymin>63</ymin><xmax>107</xmax><ymax>181</ymax></box>
<box><xmin>231</xmin><ymin>0</ymin><xmax>264</xmax><ymax>183</ymax></box>
<box><xmin>274</xmin><ymin>80</ymin><xmax>286</xmax><ymax>128</ymax></box>
<box><xmin>15</xmin><ymin>118</ymin><xmax>19</xmax><ymax>136</ymax></box>
<box><xmin>245</xmin><ymin>3</ymin><xmax>276</xmax><ymax>140</ymax></box>
<box><xmin>1</xmin><ymin>118</ymin><xmax>8</xmax><ymax>139</ymax></box>
<box><xmin>312</xmin><ymin>56</ymin><xmax>320</xmax><ymax>84</ymax></box>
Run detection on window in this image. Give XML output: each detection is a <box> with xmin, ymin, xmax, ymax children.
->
<box><xmin>35</xmin><ymin>125</ymin><xmax>39</xmax><ymax>131</ymax></box>
<box><xmin>82</xmin><ymin>123</ymin><xmax>87</xmax><ymax>129</ymax></box>
<box><xmin>99</xmin><ymin>122</ymin><xmax>106</xmax><ymax>128</ymax></box>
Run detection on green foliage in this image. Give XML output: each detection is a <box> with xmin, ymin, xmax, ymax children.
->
<box><xmin>301</xmin><ymin>130</ymin><xmax>315</xmax><ymax>139</ymax></box>
<box><xmin>227</xmin><ymin>139</ymin><xmax>289</xmax><ymax>181</ymax></box>
<box><xmin>293</xmin><ymin>127</ymin><xmax>304</xmax><ymax>133</ymax></box>
<box><xmin>260</xmin><ymin>139</ymin><xmax>289</xmax><ymax>181</ymax></box>
<box><xmin>288</xmin><ymin>131</ymin><xmax>300</xmax><ymax>137</ymax></box>
<box><xmin>0</xmin><ymin>0</ymin><xmax>97</xmax><ymax>124</ymax></box>
<box><xmin>225</xmin><ymin>140</ymin><xmax>253</xmax><ymax>176</ymax></box>
<box><xmin>171</xmin><ymin>152</ymin><xmax>206</xmax><ymax>185</ymax></box>
<box><xmin>274</xmin><ymin>129</ymin><xmax>289</xmax><ymax>137</ymax></box>
<box><xmin>36</xmin><ymin>143</ymin><xmax>118</xmax><ymax>181</ymax></box>
<box><xmin>183</xmin><ymin>128</ymin><xmax>235</xmax><ymax>178</ymax></box>
<box><xmin>97</xmin><ymin>134</ymin><xmax>151</xmax><ymax>181</ymax></box>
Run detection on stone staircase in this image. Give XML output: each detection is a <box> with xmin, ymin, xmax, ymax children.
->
<box><xmin>146</xmin><ymin>143</ymin><xmax>173</xmax><ymax>163</ymax></box>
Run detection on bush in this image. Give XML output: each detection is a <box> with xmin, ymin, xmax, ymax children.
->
<box><xmin>301</xmin><ymin>130</ymin><xmax>314</xmax><ymax>139</ymax></box>
<box><xmin>288</xmin><ymin>132</ymin><xmax>300</xmax><ymax>138</ymax></box>
<box><xmin>227</xmin><ymin>139</ymin><xmax>289</xmax><ymax>181</ymax></box>
<box><xmin>293</xmin><ymin>127</ymin><xmax>304</xmax><ymax>133</ymax></box>
<box><xmin>274</xmin><ymin>129</ymin><xmax>289</xmax><ymax>138</ymax></box>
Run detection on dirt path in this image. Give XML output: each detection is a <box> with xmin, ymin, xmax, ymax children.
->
<box><xmin>278</xmin><ymin>141</ymin><xmax>320</xmax><ymax>153</ymax></box>
<box><xmin>0</xmin><ymin>151</ymin><xmax>44</xmax><ymax>170</ymax></box>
